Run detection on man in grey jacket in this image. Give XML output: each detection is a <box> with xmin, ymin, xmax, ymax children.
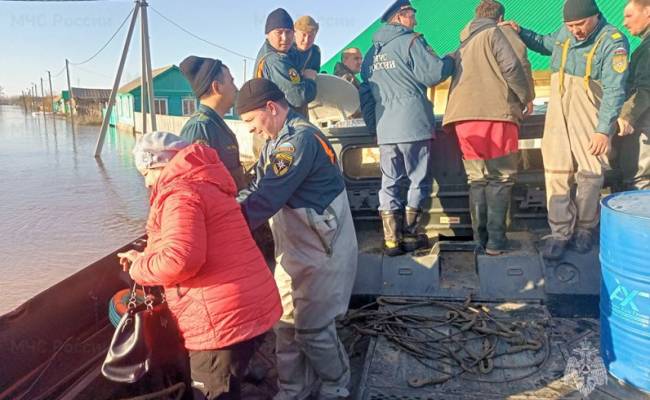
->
<box><xmin>360</xmin><ymin>0</ymin><xmax>455</xmax><ymax>256</ymax></box>
<box><xmin>443</xmin><ymin>0</ymin><xmax>535</xmax><ymax>255</ymax></box>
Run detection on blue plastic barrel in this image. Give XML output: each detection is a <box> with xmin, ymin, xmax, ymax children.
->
<box><xmin>600</xmin><ymin>190</ymin><xmax>650</xmax><ymax>393</ymax></box>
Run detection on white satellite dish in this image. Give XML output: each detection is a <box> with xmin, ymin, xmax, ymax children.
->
<box><xmin>308</xmin><ymin>74</ymin><xmax>360</xmax><ymax>127</ymax></box>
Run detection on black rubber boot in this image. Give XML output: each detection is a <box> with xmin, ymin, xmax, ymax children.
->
<box><xmin>542</xmin><ymin>236</ymin><xmax>569</xmax><ymax>260</ymax></box>
<box><xmin>469</xmin><ymin>184</ymin><xmax>488</xmax><ymax>249</ymax></box>
<box><xmin>381</xmin><ymin>211</ymin><xmax>405</xmax><ymax>257</ymax></box>
<box><xmin>402</xmin><ymin>207</ymin><xmax>429</xmax><ymax>252</ymax></box>
<box><xmin>485</xmin><ymin>182</ymin><xmax>513</xmax><ymax>255</ymax></box>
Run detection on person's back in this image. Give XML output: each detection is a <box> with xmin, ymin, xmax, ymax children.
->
<box><xmin>444</xmin><ymin>18</ymin><xmax>533</xmax><ymax>128</ymax></box>
<box><xmin>131</xmin><ymin>143</ymin><xmax>281</xmax><ymax>350</ymax></box>
<box><xmin>442</xmin><ymin>0</ymin><xmax>534</xmax><ymax>255</ymax></box>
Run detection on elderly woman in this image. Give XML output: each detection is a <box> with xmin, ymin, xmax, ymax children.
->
<box><xmin>118</xmin><ymin>132</ymin><xmax>281</xmax><ymax>400</ymax></box>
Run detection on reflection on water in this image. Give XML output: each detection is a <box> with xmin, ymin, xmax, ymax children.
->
<box><xmin>0</xmin><ymin>105</ymin><xmax>149</xmax><ymax>315</ymax></box>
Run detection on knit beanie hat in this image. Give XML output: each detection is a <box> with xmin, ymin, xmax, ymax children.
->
<box><xmin>236</xmin><ymin>78</ymin><xmax>286</xmax><ymax>115</ymax></box>
<box><xmin>563</xmin><ymin>0</ymin><xmax>600</xmax><ymax>22</ymax></box>
<box><xmin>133</xmin><ymin>131</ymin><xmax>189</xmax><ymax>173</ymax></box>
<box><xmin>179</xmin><ymin>56</ymin><xmax>224</xmax><ymax>99</ymax></box>
<box><xmin>265</xmin><ymin>8</ymin><xmax>294</xmax><ymax>34</ymax></box>
<box><xmin>294</xmin><ymin>15</ymin><xmax>319</xmax><ymax>33</ymax></box>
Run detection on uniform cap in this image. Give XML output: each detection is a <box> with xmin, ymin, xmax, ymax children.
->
<box><xmin>265</xmin><ymin>8</ymin><xmax>294</xmax><ymax>34</ymax></box>
<box><xmin>179</xmin><ymin>56</ymin><xmax>224</xmax><ymax>99</ymax></box>
<box><xmin>563</xmin><ymin>0</ymin><xmax>600</xmax><ymax>22</ymax></box>
<box><xmin>381</xmin><ymin>0</ymin><xmax>416</xmax><ymax>23</ymax></box>
<box><xmin>236</xmin><ymin>78</ymin><xmax>286</xmax><ymax>115</ymax></box>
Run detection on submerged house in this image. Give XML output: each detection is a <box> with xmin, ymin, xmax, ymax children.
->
<box><xmin>60</xmin><ymin>87</ymin><xmax>111</xmax><ymax>119</ymax></box>
<box><xmin>114</xmin><ymin>65</ymin><xmax>197</xmax><ymax>132</ymax></box>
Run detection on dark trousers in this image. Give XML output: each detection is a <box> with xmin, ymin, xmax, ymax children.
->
<box><xmin>188</xmin><ymin>336</ymin><xmax>260</xmax><ymax>400</ymax></box>
<box><xmin>463</xmin><ymin>153</ymin><xmax>517</xmax><ymax>250</ymax></box>
<box><xmin>378</xmin><ymin>140</ymin><xmax>432</xmax><ymax>211</ymax></box>
<box><xmin>614</xmin><ymin>130</ymin><xmax>650</xmax><ymax>190</ymax></box>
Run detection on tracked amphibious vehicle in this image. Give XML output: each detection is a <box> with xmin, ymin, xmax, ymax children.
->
<box><xmin>0</xmin><ymin>76</ymin><xmax>646</xmax><ymax>400</ymax></box>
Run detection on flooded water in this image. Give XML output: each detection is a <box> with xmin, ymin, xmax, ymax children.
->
<box><xmin>0</xmin><ymin>105</ymin><xmax>149</xmax><ymax>315</ymax></box>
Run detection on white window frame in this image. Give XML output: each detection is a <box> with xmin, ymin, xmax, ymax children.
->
<box><xmin>154</xmin><ymin>97</ymin><xmax>168</xmax><ymax>115</ymax></box>
<box><xmin>182</xmin><ymin>97</ymin><xmax>197</xmax><ymax>116</ymax></box>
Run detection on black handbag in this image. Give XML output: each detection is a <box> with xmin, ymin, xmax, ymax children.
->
<box><xmin>102</xmin><ymin>283</ymin><xmax>183</xmax><ymax>383</ymax></box>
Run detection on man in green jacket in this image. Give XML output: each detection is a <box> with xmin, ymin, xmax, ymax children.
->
<box><xmin>616</xmin><ymin>0</ymin><xmax>650</xmax><ymax>190</ymax></box>
<box><xmin>503</xmin><ymin>0</ymin><xmax>629</xmax><ymax>260</ymax></box>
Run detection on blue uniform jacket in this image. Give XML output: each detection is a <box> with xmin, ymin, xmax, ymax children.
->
<box><xmin>293</xmin><ymin>44</ymin><xmax>321</xmax><ymax>72</ymax></box>
<box><xmin>520</xmin><ymin>17</ymin><xmax>629</xmax><ymax>135</ymax></box>
<box><xmin>255</xmin><ymin>41</ymin><xmax>317</xmax><ymax>110</ymax></box>
<box><xmin>360</xmin><ymin>23</ymin><xmax>455</xmax><ymax>145</ymax></box>
<box><xmin>240</xmin><ymin>111</ymin><xmax>345</xmax><ymax>230</ymax></box>
<box><xmin>180</xmin><ymin>104</ymin><xmax>241</xmax><ymax>173</ymax></box>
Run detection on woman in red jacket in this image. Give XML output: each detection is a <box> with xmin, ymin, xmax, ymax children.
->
<box><xmin>118</xmin><ymin>131</ymin><xmax>281</xmax><ymax>400</ymax></box>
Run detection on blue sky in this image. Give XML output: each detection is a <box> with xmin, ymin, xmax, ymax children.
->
<box><xmin>1</xmin><ymin>0</ymin><xmax>390</xmax><ymax>96</ymax></box>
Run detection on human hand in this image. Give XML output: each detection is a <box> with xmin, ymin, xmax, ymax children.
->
<box><xmin>303</xmin><ymin>69</ymin><xmax>317</xmax><ymax>80</ymax></box>
<box><xmin>617</xmin><ymin>118</ymin><xmax>635</xmax><ymax>136</ymax></box>
<box><xmin>117</xmin><ymin>250</ymin><xmax>142</xmax><ymax>272</ymax></box>
<box><xmin>589</xmin><ymin>133</ymin><xmax>609</xmax><ymax>156</ymax></box>
<box><xmin>499</xmin><ymin>20</ymin><xmax>521</xmax><ymax>33</ymax></box>
<box><xmin>524</xmin><ymin>101</ymin><xmax>534</xmax><ymax>116</ymax></box>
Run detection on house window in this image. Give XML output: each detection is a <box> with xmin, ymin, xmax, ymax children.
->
<box><xmin>182</xmin><ymin>98</ymin><xmax>197</xmax><ymax>116</ymax></box>
<box><xmin>154</xmin><ymin>97</ymin><xmax>168</xmax><ymax>115</ymax></box>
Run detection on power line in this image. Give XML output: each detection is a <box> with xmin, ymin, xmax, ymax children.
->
<box><xmin>149</xmin><ymin>6</ymin><xmax>254</xmax><ymax>61</ymax></box>
<box><xmin>51</xmin><ymin>65</ymin><xmax>66</xmax><ymax>78</ymax></box>
<box><xmin>68</xmin><ymin>7</ymin><xmax>133</xmax><ymax>65</ymax></box>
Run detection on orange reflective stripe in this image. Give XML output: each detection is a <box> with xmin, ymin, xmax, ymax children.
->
<box><xmin>313</xmin><ymin>133</ymin><xmax>336</xmax><ymax>164</ymax></box>
<box><xmin>256</xmin><ymin>57</ymin><xmax>266</xmax><ymax>78</ymax></box>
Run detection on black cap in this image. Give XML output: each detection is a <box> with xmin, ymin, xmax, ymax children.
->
<box><xmin>265</xmin><ymin>8</ymin><xmax>294</xmax><ymax>34</ymax></box>
<box><xmin>381</xmin><ymin>0</ymin><xmax>415</xmax><ymax>22</ymax></box>
<box><xmin>179</xmin><ymin>56</ymin><xmax>224</xmax><ymax>99</ymax></box>
<box><xmin>236</xmin><ymin>78</ymin><xmax>286</xmax><ymax>115</ymax></box>
<box><xmin>563</xmin><ymin>0</ymin><xmax>600</xmax><ymax>22</ymax></box>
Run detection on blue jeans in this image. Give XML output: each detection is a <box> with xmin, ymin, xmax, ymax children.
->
<box><xmin>378</xmin><ymin>140</ymin><xmax>432</xmax><ymax>211</ymax></box>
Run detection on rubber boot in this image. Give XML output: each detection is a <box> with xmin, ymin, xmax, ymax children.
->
<box><xmin>485</xmin><ymin>182</ymin><xmax>513</xmax><ymax>255</ymax></box>
<box><xmin>381</xmin><ymin>211</ymin><xmax>405</xmax><ymax>257</ymax></box>
<box><xmin>469</xmin><ymin>184</ymin><xmax>488</xmax><ymax>249</ymax></box>
<box><xmin>402</xmin><ymin>207</ymin><xmax>429</xmax><ymax>252</ymax></box>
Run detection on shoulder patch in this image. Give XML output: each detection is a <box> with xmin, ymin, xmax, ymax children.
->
<box><xmin>271</xmin><ymin>152</ymin><xmax>294</xmax><ymax>176</ymax></box>
<box><xmin>288</xmin><ymin>68</ymin><xmax>301</xmax><ymax>84</ymax></box>
<box><xmin>276</xmin><ymin>142</ymin><xmax>296</xmax><ymax>153</ymax></box>
<box><xmin>612</xmin><ymin>48</ymin><xmax>629</xmax><ymax>74</ymax></box>
<box><xmin>611</xmin><ymin>32</ymin><xmax>623</xmax><ymax>40</ymax></box>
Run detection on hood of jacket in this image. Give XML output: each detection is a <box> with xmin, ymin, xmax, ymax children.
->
<box><xmin>460</xmin><ymin>18</ymin><xmax>497</xmax><ymax>43</ymax></box>
<box><xmin>372</xmin><ymin>23</ymin><xmax>413</xmax><ymax>47</ymax></box>
<box><xmin>150</xmin><ymin>144</ymin><xmax>236</xmax><ymax>204</ymax></box>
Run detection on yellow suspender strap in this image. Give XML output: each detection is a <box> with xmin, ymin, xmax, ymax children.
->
<box><xmin>313</xmin><ymin>133</ymin><xmax>336</xmax><ymax>164</ymax></box>
<box><xmin>255</xmin><ymin>57</ymin><xmax>266</xmax><ymax>78</ymax></box>
<box><xmin>559</xmin><ymin>39</ymin><xmax>571</xmax><ymax>94</ymax></box>
<box><xmin>584</xmin><ymin>32</ymin><xmax>608</xmax><ymax>90</ymax></box>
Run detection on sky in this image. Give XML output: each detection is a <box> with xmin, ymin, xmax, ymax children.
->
<box><xmin>0</xmin><ymin>0</ymin><xmax>391</xmax><ymax>96</ymax></box>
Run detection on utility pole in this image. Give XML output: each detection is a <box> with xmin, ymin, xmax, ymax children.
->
<box><xmin>21</xmin><ymin>90</ymin><xmax>28</xmax><ymax>113</ymax></box>
<box><xmin>47</xmin><ymin>70</ymin><xmax>54</xmax><ymax>114</ymax></box>
<box><xmin>140</xmin><ymin>2</ymin><xmax>149</xmax><ymax>134</ymax></box>
<box><xmin>94</xmin><ymin>1</ymin><xmax>140</xmax><ymax>157</ymax></box>
<box><xmin>40</xmin><ymin>78</ymin><xmax>46</xmax><ymax>112</ymax></box>
<box><xmin>141</xmin><ymin>0</ymin><xmax>156</xmax><ymax>131</ymax></box>
<box><xmin>65</xmin><ymin>59</ymin><xmax>74</xmax><ymax>118</ymax></box>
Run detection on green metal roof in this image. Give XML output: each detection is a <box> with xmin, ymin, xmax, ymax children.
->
<box><xmin>322</xmin><ymin>0</ymin><xmax>641</xmax><ymax>74</ymax></box>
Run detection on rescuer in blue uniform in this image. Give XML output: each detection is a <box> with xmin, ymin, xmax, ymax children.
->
<box><xmin>179</xmin><ymin>56</ymin><xmax>247</xmax><ymax>189</ymax></box>
<box><xmin>254</xmin><ymin>8</ymin><xmax>317</xmax><ymax>118</ymax></box>
<box><xmin>360</xmin><ymin>0</ymin><xmax>455</xmax><ymax>256</ymax></box>
<box><xmin>236</xmin><ymin>78</ymin><xmax>358</xmax><ymax>400</ymax></box>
